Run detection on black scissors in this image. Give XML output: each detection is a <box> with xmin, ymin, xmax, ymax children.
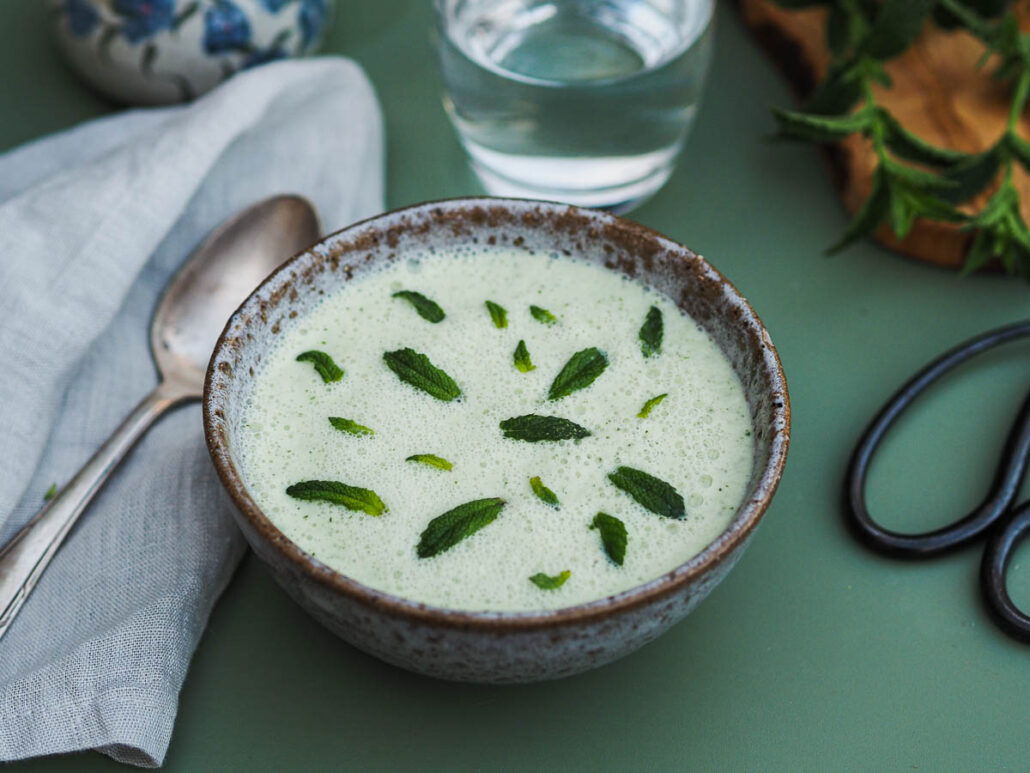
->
<box><xmin>845</xmin><ymin>320</ymin><xmax>1030</xmax><ymax>643</ymax></box>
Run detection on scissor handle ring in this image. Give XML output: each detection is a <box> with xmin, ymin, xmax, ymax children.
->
<box><xmin>981</xmin><ymin>503</ymin><xmax>1030</xmax><ymax>643</ymax></box>
<box><xmin>845</xmin><ymin>320</ymin><xmax>1030</xmax><ymax>557</ymax></box>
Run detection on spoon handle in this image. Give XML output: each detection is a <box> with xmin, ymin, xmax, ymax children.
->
<box><xmin>0</xmin><ymin>382</ymin><xmax>190</xmax><ymax>641</ymax></box>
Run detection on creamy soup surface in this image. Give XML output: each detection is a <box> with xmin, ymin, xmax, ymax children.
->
<box><xmin>238</xmin><ymin>247</ymin><xmax>754</xmax><ymax>612</ymax></box>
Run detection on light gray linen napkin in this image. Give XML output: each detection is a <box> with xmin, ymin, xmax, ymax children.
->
<box><xmin>0</xmin><ymin>58</ymin><xmax>383</xmax><ymax>767</ymax></box>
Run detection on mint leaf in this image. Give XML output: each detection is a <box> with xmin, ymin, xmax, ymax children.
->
<box><xmin>500</xmin><ymin>414</ymin><xmax>591</xmax><ymax>442</ymax></box>
<box><xmin>548</xmin><ymin>347</ymin><xmax>608</xmax><ymax>400</ymax></box>
<box><xmin>392</xmin><ymin>290</ymin><xmax>445</xmax><ymax>323</ymax></box>
<box><xmin>296</xmin><ymin>350</ymin><xmax>343</xmax><ymax>383</ymax></box>
<box><xmin>43</xmin><ymin>483</ymin><xmax>57</xmax><ymax>501</ymax></box>
<box><xmin>286</xmin><ymin>480</ymin><xmax>387</xmax><ymax>516</ymax></box>
<box><xmin>406</xmin><ymin>454</ymin><xmax>453</xmax><ymax>471</ymax></box>
<box><xmin>530</xmin><ymin>475</ymin><xmax>559</xmax><ymax>507</ymax></box>
<box><xmin>329</xmin><ymin>417</ymin><xmax>374</xmax><ymax>436</ymax></box>
<box><xmin>590</xmin><ymin>512</ymin><xmax>627</xmax><ymax>566</ymax></box>
<box><xmin>639</xmin><ymin>306</ymin><xmax>663</xmax><ymax>358</ymax></box>
<box><xmin>637</xmin><ymin>393</ymin><xmax>668</xmax><ymax>419</ymax></box>
<box><xmin>416</xmin><ymin>497</ymin><xmax>505</xmax><ymax>558</ymax></box>
<box><xmin>530</xmin><ymin>305</ymin><xmax>557</xmax><ymax>325</ymax></box>
<box><xmin>529</xmin><ymin>570</ymin><xmax>570</xmax><ymax>589</ymax></box>
<box><xmin>383</xmin><ymin>348</ymin><xmax>462</xmax><ymax>401</ymax></box>
<box><xmin>608</xmin><ymin>466</ymin><xmax>685</xmax><ymax>519</ymax></box>
<box><xmin>514</xmin><ymin>339</ymin><xmax>535</xmax><ymax>372</ymax></box>
<box><xmin>485</xmin><ymin>300</ymin><xmax>508</xmax><ymax>328</ymax></box>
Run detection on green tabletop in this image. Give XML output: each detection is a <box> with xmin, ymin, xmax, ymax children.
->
<box><xmin>3</xmin><ymin>2</ymin><xmax>1029</xmax><ymax>770</ymax></box>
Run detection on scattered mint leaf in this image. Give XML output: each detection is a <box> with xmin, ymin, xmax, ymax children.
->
<box><xmin>514</xmin><ymin>339</ymin><xmax>535</xmax><ymax>372</ymax></box>
<box><xmin>529</xmin><ymin>570</ymin><xmax>571</xmax><ymax>590</ymax></box>
<box><xmin>485</xmin><ymin>300</ymin><xmax>508</xmax><ymax>328</ymax></box>
<box><xmin>296</xmin><ymin>350</ymin><xmax>343</xmax><ymax>383</ymax></box>
<box><xmin>500</xmin><ymin>414</ymin><xmax>591</xmax><ymax>442</ymax></box>
<box><xmin>286</xmin><ymin>480</ymin><xmax>387</xmax><ymax>516</ymax></box>
<box><xmin>392</xmin><ymin>290</ymin><xmax>445</xmax><ymax>323</ymax></box>
<box><xmin>639</xmin><ymin>306</ymin><xmax>663</xmax><ymax>358</ymax></box>
<box><xmin>329</xmin><ymin>417</ymin><xmax>374</xmax><ymax>436</ymax></box>
<box><xmin>383</xmin><ymin>348</ymin><xmax>462</xmax><ymax>401</ymax></box>
<box><xmin>548</xmin><ymin>347</ymin><xmax>608</xmax><ymax>400</ymax></box>
<box><xmin>406</xmin><ymin>454</ymin><xmax>454</xmax><ymax>471</ymax></box>
<box><xmin>416</xmin><ymin>497</ymin><xmax>505</xmax><ymax>558</ymax></box>
<box><xmin>530</xmin><ymin>476</ymin><xmax>559</xmax><ymax>507</ymax></box>
<box><xmin>637</xmin><ymin>393</ymin><xmax>668</xmax><ymax>419</ymax></box>
<box><xmin>591</xmin><ymin>512</ymin><xmax>627</xmax><ymax>566</ymax></box>
<box><xmin>530</xmin><ymin>305</ymin><xmax>557</xmax><ymax>325</ymax></box>
<box><xmin>608</xmin><ymin>466</ymin><xmax>685</xmax><ymax>519</ymax></box>
<box><xmin>43</xmin><ymin>483</ymin><xmax>57</xmax><ymax>501</ymax></box>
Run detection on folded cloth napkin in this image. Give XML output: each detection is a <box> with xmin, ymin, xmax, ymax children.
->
<box><xmin>0</xmin><ymin>58</ymin><xmax>384</xmax><ymax>767</ymax></box>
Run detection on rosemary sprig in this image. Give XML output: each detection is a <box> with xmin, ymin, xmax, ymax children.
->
<box><xmin>770</xmin><ymin>0</ymin><xmax>1030</xmax><ymax>278</ymax></box>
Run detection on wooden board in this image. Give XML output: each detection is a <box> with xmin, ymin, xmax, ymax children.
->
<box><xmin>738</xmin><ymin>0</ymin><xmax>1030</xmax><ymax>269</ymax></box>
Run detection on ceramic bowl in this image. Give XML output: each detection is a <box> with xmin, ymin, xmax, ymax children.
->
<box><xmin>204</xmin><ymin>198</ymin><xmax>790</xmax><ymax>683</ymax></box>
<box><xmin>50</xmin><ymin>0</ymin><xmax>334</xmax><ymax>105</ymax></box>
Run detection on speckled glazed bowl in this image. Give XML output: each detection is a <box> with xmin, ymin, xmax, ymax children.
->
<box><xmin>204</xmin><ymin>198</ymin><xmax>790</xmax><ymax>683</ymax></box>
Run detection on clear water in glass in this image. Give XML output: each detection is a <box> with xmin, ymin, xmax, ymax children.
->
<box><xmin>435</xmin><ymin>0</ymin><xmax>715</xmax><ymax>212</ymax></box>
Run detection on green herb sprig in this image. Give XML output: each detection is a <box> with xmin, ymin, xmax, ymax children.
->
<box><xmin>286</xmin><ymin>480</ymin><xmax>387</xmax><ymax>516</ymax></box>
<box><xmin>383</xmin><ymin>348</ymin><xmax>462</xmax><ymax>401</ymax></box>
<box><xmin>500</xmin><ymin>414</ymin><xmax>592</xmax><ymax>442</ymax></box>
<box><xmin>329</xmin><ymin>417</ymin><xmax>374</xmax><ymax>436</ymax></box>
<box><xmin>770</xmin><ymin>0</ymin><xmax>1030</xmax><ymax>277</ymax></box>
<box><xmin>530</xmin><ymin>305</ymin><xmax>557</xmax><ymax>325</ymax></box>
<box><xmin>485</xmin><ymin>300</ymin><xmax>508</xmax><ymax>328</ymax></box>
<box><xmin>514</xmin><ymin>339</ymin><xmax>536</xmax><ymax>372</ymax></box>
<box><xmin>406</xmin><ymin>454</ymin><xmax>454</xmax><ymax>471</ymax></box>
<box><xmin>296</xmin><ymin>350</ymin><xmax>343</xmax><ymax>383</ymax></box>
<box><xmin>530</xmin><ymin>570</ymin><xmax>571</xmax><ymax>589</ymax></box>
<box><xmin>608</xmin><ymin>466</ymin><xmax>686</xmax><ymax>519</ymax></box>
<box><xmin>548</xmin><ymin>347</ymin><xmax>608</xmax><ymax>400</ymax></box>
<box><xmin>393</xmin><ymin>290</ymin><xmax>445</xmax><ymax>323</ymax></box>
<box><xmin>637</xmin><ymin>393</ymin><xmax>668</xmax><ymax>419</ymax></box>
<box><xmin>591</xmin><ymin>512</ymin><xmax>628</xmax><ymax>566</ymax></box>
<box><xmin>416</xmin><ymin>498</ymin><xmax>506</xmax><ymax>558</ymax></box>
<box><xmin>530</xmin><ymin>475</ymin><xmax>560</xmax><ymax>507</ymax></box>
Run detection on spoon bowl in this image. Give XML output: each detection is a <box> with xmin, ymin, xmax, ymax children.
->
<box><xmin>152</xmin><ymin>196</ymin><xmax>321</xmax><ymax>392</ymax></box>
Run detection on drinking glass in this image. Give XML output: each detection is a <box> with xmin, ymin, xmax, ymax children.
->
<box><xmin>434</xmin><ymin>0</ymin><xmax>715</xmax><ymax>213</ymax></box>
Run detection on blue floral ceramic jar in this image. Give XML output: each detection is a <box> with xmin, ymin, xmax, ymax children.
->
<box><xmin>51</xmin><ymin>0</ymin><xmax>334</xmax><ymax>104</ymax></box>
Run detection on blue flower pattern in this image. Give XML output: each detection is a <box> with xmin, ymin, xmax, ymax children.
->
<box><xmin>298</xmin><ymin>0</ymin><xmax>327</xmax><ymax>46</ymax></box>
<box><xmin>113</xmin><ymin>0</ymin><xmax>177</xmax><ymax>43</ymax></box>
<box><xmin>59</xmin><ymin>0</ymin><xmax>328</xmax><ymax>93</ymax></box>
<box><xmin>203</xmin><ymin>1</ymin><xmax>252</xmax><ymax>53</ymax></box>
<box><xmin>64</xmin><ymin>0</ymin><xmax>100</xmax><ymax>35</ymax></box>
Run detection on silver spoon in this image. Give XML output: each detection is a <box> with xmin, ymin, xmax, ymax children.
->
<box><xmin>0</xmin><ymin>195</ymin><xmax>321</xmax><ymax>641</ymax></box>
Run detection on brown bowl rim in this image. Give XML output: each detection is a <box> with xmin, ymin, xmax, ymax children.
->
<box><xmin>203</xmin><ymin>197</ymin><xmax>791</xmax><ymax>632</ymax></box>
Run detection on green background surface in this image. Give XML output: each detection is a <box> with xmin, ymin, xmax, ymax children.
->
<box><xmin>3</xmin><ymin>1</ymin><xmax>1029</xmax><ymax>770</ymax></box>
